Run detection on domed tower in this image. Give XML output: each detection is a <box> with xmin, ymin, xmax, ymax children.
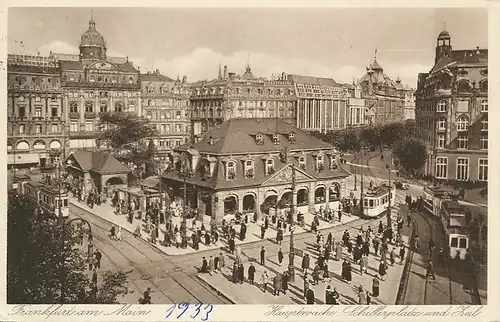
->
<box><xmin>435</xmin><ymin>28</ymin><xmax>452</xmax><ymax>64</ymax></box>
<box><xmin>79</xmin><ymin>12</ymin><xmax>107</xmax><ymax>63</ymax></box>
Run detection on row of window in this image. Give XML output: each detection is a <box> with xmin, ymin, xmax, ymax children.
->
<box><xmin>436</xmin><ymin>133</ymin><xmax>487</xmax><ymax>150</ymax></box>
<box><xmin>67</xmin><ymin>91</ymin><xmax>138</xmax><ymax>98</ymax></box>
<box><xmin>157</xmin><ymin>138</ymin><xmax>188</xmax><ymax>148</ymax></box>
<box><xmin>435</xmin><ymin>157</ymin><xmax>488</xmax><ymax>181</ymax></box>
<box><xmin>194</xmin><ymin>87</ymin><xmax>293</xmax><ymax>96</ymax></box>
<box><xmin>146</xmin><ymin>99</ymin><xmax>189</xmax><ymax>107</ymax></box>
<box><xmin>63</xmin><ymin>74</ymin><xmax>135</xmax><ymax>84</ymax></box>
<box><xmin>152</xmin><ymin>123</ymin><xmax>189</xmax><ymax>134</ymax></box>
<box><xmin>11</xmin><ymin>76</ymin><xmax>59</xmax><ymax>86</ymax></box>
<box><xmin>16</xmin><ymin>96</ymin><xmax>59</xmax><ymax>103</ymax></box>
<box><xmin>426</xmin><ymin>99</ymin><xmax>488</xmax><ymax>113</ymax></box>
<box><xmin>69</xmin><ymin>101</ymin><xmax>135</xmax><ymax>113</ymax></box>
<box><xmin>14</xmin><ymin>106</ymin><xmax>60</xmax><ymax>118</ymax></box>
<box><xmin>145</xmin><ymin>87</ymin><xmax>189</xmax><ymax>95</ymax></box>
<box><xmin>146</xmin><ymin>110</ymin><xmax>188</xmax><ymax>120</ymax></box>
<box><xmin>15</xmin><ymin>123</ymin><xmax>60</xmax><ymax>134</ymax></box>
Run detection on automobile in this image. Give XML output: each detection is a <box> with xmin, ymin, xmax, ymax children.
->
<box><xmin>394</xmin><ymin>180</ymin><xmax>410</xmax><ymax>190</ymax></box>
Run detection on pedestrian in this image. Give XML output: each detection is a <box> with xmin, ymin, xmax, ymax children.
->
<box><xmin>301</xmin><ymin>253</ymin><xmax>310</xmax><ymax>274</ymax></box>
<box><xmin>378</xmin><ymin>260</ymin><xmax>387</xmax><ymax>281</ymax></box>
<box><xmin>229</xmin><ymin>238</ymin><xmax>235</xmax><ymax>253</ymax></box>
<box><xmin>335</xmin><ymin>242</ymin><xmax>342</xmax><ymax>261</ymax></box>
<box><xmin>399</xmin><ymin>245</ymin><xmax>406</xmax><ymax>264</ymax></box>
<box><xmin>218</xmin><ymin>252</ymin><xmax>225</xmax><ymax>268</ymax></box>
<box><xmin>273</xmin><ymin>273</ymin><xmax>282</xmax><ymax>296</ymax></box>
<box><xmin>325</xmin><ymin>285</ymin><xmax>335</xmax><ymax>304</ymax></box>
<box><xmin>134</xmin><ymin>223</ymin><xmax>141</xmax><ymax>238</ymax></box>
<box><xmin>372</xmin><ymin>274</ymin><xmax>380</xmax><ymax>297</ymax></box>
<box><xmin>360</xmin><ymin>254</ymin><xmax>365</xmax><ymax>275</ymax></box>
<box><xmin>390</xmin><ymin>247</ymin><xmax>396</xmax><ymax>265</ymax></box>
<box><xmin>426</xmin><ymin>260</ymin><xmax>436</xmax><ymax>280</ymax></box>
<box><xmin>214</xmin><ymin>255</ymin><xmax>220</xmax><ymax>272</ymax></box>
<box><xmin>248</xmin><ymin>263</ymin><xmax>256</xmax><ymax>285</ymax></box>
<box><xmin>94</xmin><ymin>249</ymin><xmax>102</xmax><ymax>269</ymax></box>
<box><xmin>358</xmin><ymin>284</ymin><xmax>367</xmax><ymax>304</ymax></box>
<box><xmin>347</xmin><ymin>239</ymin><xmax>353</xmax><ymax>254</ymax></box>
<box><xmin>110</xmin><ymin>226</ymin><xmax>116</xmax><ymax>240</ymax></box>
<box><xmin>116</xmin><ymin>226</ymin><xmax>123</xmax><ymax>241</ymax></box>
<box><xmin>278</xmin><ymin>248</ymin><xmax>284</xmax><ymax>265</ymax></box>
<box><xmin>345</xmin><ymin>261</ymin><xmax>352</xmax><ymax>282</ymax></box>
<box><xmin>201</xmin><ymin>257</ymin><xmax>208</xmax><ymax>273</ymax></box>
<box><xmin>303</xmin><ymin>274</ymin><xmax>309</xmax><ymax>299</ymax></box>
<box><xmin>312</xmin><ymin>264</ymin><xmax>320</xmax><ymax>285</ymax></box>
<box><xmin>238</xmin><ymin>263</ymin><xmax>244</xmax><ymax>284</ymax></box>
<box><xmin>260</xmin><ymin>246</ymin><xmax>266</xmax><ymax>266</ymax></box>
<box><xmin>261</xmin><ymin>271</ymin><xmax>269</xmax><ymax>293</ymax></box>
<box><xmin>378</xmin><ymin>221</ymin><xmax>383</xmax><ymax>234</ymax></box>
<box><xmin>232</xmin><ymin>262</ymin><xmax>238</xmax><ymax>283</ymax></box>
<box><xmin>92</xmin><ymin>269</ymin><xmax>98</xmax><ymax>285</ymax></box>
<box><xmin>306</xmin><ymin>288</ymin><xmax>315</xmax><ymax>304</ymax></box>
<box><xmin>142</xmin><ymin>287</ymin><xmax>153</xmax><ymax>304</ymax></box>
<box><xmin>260</xmin><ymin>225</ymin><xmax>266</xmax><ymax>239</ymax></box>
<box><xmin>151</xmin><ymin>224</ymin><xmax>157</xmax><ymax>244</ymax></box>
<box><xmin>175</xmin><ymin>231</ymin><xmax>181</xmax><ymax>248</ymax></box>
<box><xmin>281</xmin><ymin>271</ymin><xmax>289</xmax><ymax>294</ymax></box>
<box><xmin>276</xmin><ymin>228</ymin><xmax>283</xmax><ymax>245</ymax></box>
<box><xmin>208</xmin><ymin>256</ymin><xmax>214</xmax><ymax>276</ymax></box>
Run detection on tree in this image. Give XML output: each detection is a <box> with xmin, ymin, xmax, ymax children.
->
<box><xmin>97</xmin><ymin>112</ymin><xmax>158</xmax><ymax>168</ymax></box>
<box><xmin>392</xmin><ymin>138</ymin><xmax>428</xmax><ymax>175</ymax></box>
<box><xmin>360</xmin><ymin>126</ymin><xmax>382</xmax><ymax>150</ymax></box>
<box><xmin>7</xmin><ymin>191</ymin><xmax>129</xmax><ymax>304</ymax></box>
<box><xmin>380</xmin><ymin>122</ymin><xmax>408</xmax><ymax>147</ymax></box>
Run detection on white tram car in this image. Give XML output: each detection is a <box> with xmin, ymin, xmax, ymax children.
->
<box><xmin>23</xmin><ymin>180</ymin><xmax>70</xmax><ymax>219</ymax></box>
<box><xmin>362</xmin><ymin>183</ymin><xmax>396</xmax><ymax>218</ymax></box>
<box><xmin>439</xmin><ymin>200</ymin><xmax>470</xmax><ymax>260</ymax></box>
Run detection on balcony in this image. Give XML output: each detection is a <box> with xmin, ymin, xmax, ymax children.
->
<box><xmin>84</xmin><ymin>112</ymin><xmax>97</xmax><ymax>119</ymax></box>
<box><xmin>62</xmin><ymin>81</ymin><xmax>140</xmax><ymax>91</ymax></box>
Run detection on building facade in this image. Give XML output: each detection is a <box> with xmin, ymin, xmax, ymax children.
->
<box><xmin>7</xmin><ymin>54</ymin><xmax>66</xmax><ymax>168</ymax></box>
<box><xmin>59</xmin><ymin>17</ymin><xmax>141</xmax><ymax>151</ymax></box>
<box><xmin>358</xmin><ymin>58</ymin><xmax>411</xmax><ymax>125</ymax></box>
<box><xmin>345</xmin><ymin>83</ymin><xmax>367</xmax><ymax>127</ymax></box>
<box><xmin>141</xmin><ymin>70</ymin><xmax>191</xmax><ymax>155</ymax></box>
<box><xmin>415</xmin><ymin>30</ymin><xmax>488</xmax><ymax>182</ymax></box>
<box><xmin>190</xmin><ymin>65</ymin><xmax>296</xmax><ymax>139</ymax></box>
<box><xmin>160</xmin><ymin>118</ymin><xmax>349</xmax><ymax>224</ymax></box>
<box><xmin>290</xmin><ymin>75</ymin><xmax>351</xmax><ymax>132</ymax></box>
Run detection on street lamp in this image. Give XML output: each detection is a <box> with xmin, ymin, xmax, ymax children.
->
<box><xmin>288</xmin><ymin>163</ymin><xmax>297</xmax><ymax>283</ymax></box>
<box><xmin>178</xmin><ymin>153</ymin><xmax>192</xmax><ymax>217</ymax></box>
<box><xmin>60</xmin><ymin>218</ymin><xmax>93</xmax><ymax>304</ymax></box>
<box><xmin>386</xmin><ymin>152</ymin><xmax>394</xmax><ymax>228</ymax></box>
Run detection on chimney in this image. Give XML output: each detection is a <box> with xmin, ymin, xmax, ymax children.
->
<box><xmin>156</xmin><ymin>68</ymin><xmax>160</xmax><ymax>74</ymax></box>
<box><xmin>224</xmin><ymin>65</ymin><xmax>228</xmax><ymax>79</ymax></box>
<box><xmin>228</xmin><ymin>72</ymin><xmax>235</xmax><ymax>79</ymax></box>
<box><xmin>218</xmin><ymin>64</ymin><xmax>222</xmax><ymax>80</ymax></box>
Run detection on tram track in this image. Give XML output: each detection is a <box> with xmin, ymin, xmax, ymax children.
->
<box><xmin>70</xmin><ymin>205</ymin><xmax>232</xmax><ymax>304</ymax></box>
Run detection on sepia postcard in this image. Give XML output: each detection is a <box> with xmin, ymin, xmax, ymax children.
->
<box><xmin>1</xmin><ymin>1</ymin><xmax>498</xmax><ymax>321</ymax></box>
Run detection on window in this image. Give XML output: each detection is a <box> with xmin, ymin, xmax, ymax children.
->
<box><xmin>299</xmin><ymin>156</ymin><xmax>306</xmax><ymax>169</ymax></box>
<box><xmin>436</xmin><ymin>157</ymin><xmax>447</xmax><ymax>179</ymax></box>
<box><xmin>456</xmin><ymin>157</ymin><xmax>469</xmax><ymax>181</ymax></box>
<box><xmin>450</xmin><ymin>237</ymin><xmax>458</xmax><ymax>248</ymax></box>
<box><xmin>436</xmin><ymin>100</ymin><xmax>447</xmax><ymax>112</ymax></box>
<box><xmin>437</xmin><ymin>119</ymin><xmax>446</xmax><ymax>130</ymax></box>
<box><xmin>18</xmin><ymin>96</ymin><xmax>25</xmax><ymax>102</ymax></box>
<box><xmin>176</xmin><ymin>124</ymin><xmax>181</xmax><ymax>132</ymax></box>
<box><xmin>35</xmin><ymin>124</ymin><xmax>42</xmax><ymax>133</ymax></box>
<box><xmin>85</xmin><ymin>102</ymin><xmax>93</xmax><ymax>113</ymax></box>
<box><xmin>478</xmin><ymin>159</ymin><xmax>488</xmax><ymax>181</ymax></box>
<box><xmin>457</xmin><ymin>115</ymin><xmax>469</xmax><ymax>131</ymax></box>
<box><xmin>35</xmin><ymin>107</ymin><xmax>42</xmax><ymax>117</ymax></box>
<box><xmin>35</xmin><ymin>96</ymin><xmax>41</xmax><ymax>102</ymax></box>
<box><xmin>256</xmin><ymin>133</ymin><xmax>263</xmax><ymax>144</ymax></box>
<box><xmin>317</xmin><ymin>155</ymin><xmax>324</xmax><ymax>171</ymax></box>
<box><xmin>226</xmin><ymin>161</ymin><xmax>236</xmax><ymax>180</ymax></box>
<box><xmin>266</xmin><ymin>159</ymin><xmax>275</xmax><ymax>175</ymax></box>
<box><xmin>85</xmin><ymin>121</ymin><xmax>94</xmax><ymax>132</ymax></box>
<box><xmin>481</xmin><ymin>119</ymin><xmax>488</xmax><ymax>131</ymax></box>
<box><xmin>70</xmin><ymin>122</ymin><xmax>78</xmax><ymax>132</ymax></box>
<box><xmin>459</xmin><ymin>238</ymin><xmax>467</xmax><ymax>249</ymax></box>
<box><xmin>481</xmin><ymin>133</ymin><xmax>488</xmax><ymax>150</ymax></box>
<box><xmin>437</xmin><ymin>134</ymin><xmax>446</xmax><ymax>148</ymax></box>
<box><xmin>288</xmin><ymin>132</ymin><xmax>295</xmax><ymax>142</ymax></box>
<box><xmin>166</xmin><ymin>111</ymin><xmax>171</xmax><ymax>119</ymax></box>
<box><xmin>19</xmin><ymin>124</ymin><xmax>25</xmax><ymax>134</ymax></box>
<box><xmin>51</xmin><ymin>124</ymin><xmax>58</xmax><ymax>133</ymax></box>
<box><xmin>146</xmin><ymin>112</ymin><xmax>152</xmax><ymax>119</ymax></box>
<box><xmin>51</xmin><ymin>107</ymin><xmax>58</xmax><ymax>117</ymax></box>
<box><xmin>100</xmin><ymin>102</ymin><xmax>107</xmax><ymax>113</ymax></box>
<box><xmin>272</xmin><ymin>133</ymin><xmax>279</xmax><ymax>144</ymax></box>
<box><xmin>244</xmin><ymin>160</ymin><xmax>254</xmax><ymax>178</ymax></box>
<box><xmin>481</xmin><ymin>99</ymin><xmax>488</xmax><ymax>112</ymax></box>
<box><xmin>176</xmin><ymin>111</ymin><xmax>181</xmax><ymax>119</ymax></box>
<box><xmin>457</xmin><ymin>134</ymin><xmax>468</xmax><ymax>149</ymax></box>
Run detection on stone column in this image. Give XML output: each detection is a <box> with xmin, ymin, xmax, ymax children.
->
<box><xmin>197</xmin><ymin>191</ymin><xmax>206</xmax><ymax>218</ymax></box>
<box><xmin>325</xmin><ymin>185</ymin><xmax>330</xmax><ymax>209</ymax></box>
<box><xmin>255</xmin><ymin>189</ymin><xmax>261</xmax><ymax>221</ymax></box>
<box><xmin>308</xmin><ymin>183</ymin><xmax>316</xmax><ymax>213</ymax></box>
<box><xmin>305</xmin><ymin>99</ymin><xmax>308</xmax><ymax>129</ymax></box>
<box><xmin>238</xmin><ymin>194</ymin><xmax>244</xmax><ymax>213</ymax></box>
<box><xmin>296</xmin><ymin>100</ymin><xmax>300</xmax><ymax>128</ymax></box>
<box><xmin>80</xmin><ymin>97</ymin><xmax>85</xmax><ymax>124</ymax></box>
<box><xmin>213</xmin><ymin>193</ymin><xmax>223</xmax><ymax>225</ymax></box>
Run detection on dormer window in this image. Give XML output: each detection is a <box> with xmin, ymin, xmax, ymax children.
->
<box><xmin>317</xmin><ymin>155</ymin><xmax>324</xmax><ymax>172</ymax></box>
<box><xmin>266</xmin><ymin>159</ymin><xmax>275</xmax><ymax>175</ymax></box>
<box><xmin>330</xmin><ymin>156</ymin><xmax>338</xmax><ymax>170</ymax></box>
<box><xmin>299</xmin><ymin>156</ymin><xmax>306</xmax><ymax>170</ymax></box>
<box><xmin>226</xmin><ymin>161</ymin><xmax>236</xmax><ymax>180</ymax></box>
<box><xmin>244</xmin><ymin>160</ymin><xmax>255</xmax><ymax>178</ymax></box>
<box><xmin>288</xmin><ymin>132</ymin><xmax>296</xmax><ymax>143</ymax></box>
<box><xmin>256</xmin><ymin>133</ymin><xmax>264</xmax><ymax>145</ymax></box>
<box><xmin>272</xmin><ymin>134</ymin><xmax>280</xmax><ymax>145</ymax></box>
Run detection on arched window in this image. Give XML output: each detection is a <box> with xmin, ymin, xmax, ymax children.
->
<box><xmin>266</xmin><ymin>159</ymin><xmax>275</xmax><ymax>175</ymax></box>
<box><xmin>457</xmin><ymin>80</ymin><xmax>470</xmax><ymax>93</ymax></box>
<box><xmin>480</xmin><ymin>80</ymin><xmax>488</xmax><ymax>92</ymax></box>
<box><xmin>457</xmin><ymin>115</ymin><xmax>469</xmax><ymax>131</ymax></box>
<box><xmin>245</xmin><ymin>160</ymin><xmax>254</xmax><ymax>178</ymax></box>
<box><xmin>317</xmin><ymin>155</ymin><xmax>324</xmax><ymax>171</ymax></box>
<box><xmin>226</xmin><ymin>161</ymin><xmax>236</xmax><ymax>180</ymax></box>
<box><xmin>299</xmin><ymin>156</ymin><xmax>306</xmax><ymax>169</ymax></box>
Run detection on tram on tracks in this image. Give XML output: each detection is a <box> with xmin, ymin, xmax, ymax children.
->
<box><xmin>422</xmin><ymin>185</ymin><xmax>460</xmax><ymax>217</ymax></box>
<box><xmin>362</xmin><ymin>183</ymin><xmax>396</xmax><ymax>218</ymax></box>
<box><xmin>438</xmin><ymin>200</ymin><xmax>472</xmax><ymax>260</ymax></box>
<box><xmin>23</xmin><ymin>179</ymin><xmax>70</xmax><ymax>219</ymax></box>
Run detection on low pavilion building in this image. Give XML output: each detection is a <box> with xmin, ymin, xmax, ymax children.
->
<box><xmin>160</xmin><ymin>118</ymin><xmax>350</xmax><ymax>224</ymax></box>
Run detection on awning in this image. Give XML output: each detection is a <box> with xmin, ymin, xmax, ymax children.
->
<box><xmin>8</xmin><ymin>153</ymin><xmax>40</xmax><ymax>165</ymax></box>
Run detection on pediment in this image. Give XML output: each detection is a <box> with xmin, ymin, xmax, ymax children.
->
<box><xmin>262</xmin><ymin>164</ymin><xmax>314</xmax><ymax>186</ymax></box>
<box><xmin>87</xmin><ymin>61</ymin><xmax>119</xmax><ymax>71</ymax></box>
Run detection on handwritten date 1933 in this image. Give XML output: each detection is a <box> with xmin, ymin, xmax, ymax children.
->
<box><xmin>165</xmin><ymin>302</ymin><xmax>213</xmax><ymax>321</ymax></box>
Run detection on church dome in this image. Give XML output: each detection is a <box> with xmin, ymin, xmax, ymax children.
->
<box><xmin>438</xmin><ymin>30</ymin><xmax>451</xmax><ymax>39</ymax></box>
<box><xmin>80</xmin><ymin>19</ymin><xmax>105</xmax><ymax>48</ymax></box>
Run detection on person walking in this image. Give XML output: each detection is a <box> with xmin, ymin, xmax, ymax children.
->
<box><xmin>261</xmin><ymin>271</ymin><xmax>269</xmax><ymax>293</ymax></box>
<box><xmin>345</xmin><ymin>261</ymin><xmax>352</xmax><ymax>283</ymax></box>
<box><xmin>399</xmin><ymin>245</ymin><xmax>406</xmax><ymax>264</ymax></box>
<box><xmin>372</xmin><ymin>275</ymin><xmax>380</xmax><ymax>297</ymax></box>
<box><xmin>426</xmin><ymin>260</ymin><xmax>436</xmax><ymax>280</ymax></box>
<box><xmin>110</xmin><ymin>226</ymin><xmax>116</xmax><ymax>240</ymax></box>
<box><xmin>281</xmin><ymin>271</ymin><xmax>289</xmax><ymax>295</ymax></box>
<box><xmin>390</xmin><ymin>247</ymin><xmax>396</xmax><ymax>265</ymax></box>
<box><xmin>218</xmin><ymin>252</ymin><xmax>225</xmax><ymax>269</ymax></box>
<box><xmin>260</xmin><ymin>225</ymin><xmax>266</xmax><ymax>239</ymax></box>
<box><xmin>208</xmin><ymin>256</ymin><xmax>214</xmax><ymax>276</ymax></box>
<box><xmin>214</xmin><ymin>255</ymin><xmax>220</xmax><ymax>272</ymax></box>
<box><xmin>142</xmin><ymin>287</ymin><xmax>153</xmax><ymax>304</ymax></box>
<box><xmin>273</xmin><ymin>273</ymin><xmax>283</xmax><ymax>296</ymax></box>
<box><xmin>116</xmin><ymin>226</ymin><xmax>123</xmax><ymax>241</ymax></box>
<box><xmin>238</xmin><ymin>263</ymin><xmax>245</xmax><ymax>284</ymax></box>
<box><xmin>301</xmin><ymin>253</ymin><xmax>310</xmax><ymax>274</ymax></box>
<box><xmin>306</xmin><ymin>288</ymin><xmax>315</xmax><ymax>304</ymax></box>
<box><xmin>312</xmin><ymin>264</ymin><xmax>320</xmax><ymax>285</ymax></box>
<box><xmin>248</xmin><ymin>263</ymin><xmax>256</xmax><ymax>285</ymax></box>
<box><xmin>325</xmin><ymin>285</ymin><xmax>335</xmax><ymax>304</ymax></box>
<box><xmin>359</xmin><ymin>254</ymin><xmax>366</xmax><ymax>276</ymax></box>
<box><xmin>260</xmin><ymin>246</ymin><xmax>266</xmax><ymax>266</ymax></box>
<box><xmin>358</xmin><ymin>284</ymin><xmax>367</xmax><ymax>304</ymax></box>
<box><xmin>94</xmin><ymin>249</ymin><xmax>102</xmax><ymax>269</ymax></box>
<box><xmin>232</xmin><ymin>262</ymin><xmax>238</xmax><ymax>283</ymax></box>
<box><xmin>278</xmin><ymin>248</ymin><xmax>284</xmax><ymax>265</ymax></box>
<box><xmin>134</xmin><ymin>223</ymin><xmax>141</xmax><ymax>238</ymax></box>
<box><xmin>378</xmin><ymin>260</ymin><xmax>387</xmax><ymax>281</ymax></box>
<box><xmin>303</xmin><ymin>274</ymin><xmax>310</xmax><ymax>300</ymax></box>
<box><xmin>92</xmin><ymin>269</ymin><xmax>98</xmax><ymax>285</ymax></box>
<box><xmin>201</xmin><ymin>257</ymin><xmax>208</xmax><ymax>273</ymax></box>
<box><xmin>335</xmin><ymin>242</ymin><xmax>342</xmax><ymax>261</ymax></box>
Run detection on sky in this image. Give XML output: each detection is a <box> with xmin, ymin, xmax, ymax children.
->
<box><xmin>7</xmin><ymin>7</ymin><xmax>488</xmax><ymax>88</ymax></box>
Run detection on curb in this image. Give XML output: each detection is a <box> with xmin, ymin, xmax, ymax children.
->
<box><xmin>195</xmin><ymin>274</ymin><xmax>237</xmax><ymax>304</ymax></box>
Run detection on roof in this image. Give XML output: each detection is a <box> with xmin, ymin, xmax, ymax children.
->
<box><xmin>68</xmin><ymin>150</ymin><xmax>130</xmax><ymax>174</ymax></box>
<box><xmin>182</xmin><ymin>118</ymin><xmax>334</xmax><ymax>155</ymax></box>
<box><xmin>288</xmin><ymin>74</ymin><xmax>338</xmax><ymax>86</ymax></box>
<box><xmin>59</xmin><ymin>60</ymin><xmax>84</xmax><ymax>70</ymax></box>
<box><xmin>438</xmin><ymin>30</ymin><xmax>451</xmax><ymax>39</ymax></box>
<box><xmin>369</xmin><ymin>60</ymin><xmax>383</xmax><ymax>71</ymax></box>
<box><xmin>142</xmin><ymin>176</ymin><xmax>160</xmax><ymax>189</ymax></box>
<box><xmin>7</xmin><ymin>64</ymin><xmax>60</xmax><ymax>74</ymax></box>
<box><xmin>140</xmin><ymin>72</ymin><xmax>175</xmax><ymax>82</ymax></box>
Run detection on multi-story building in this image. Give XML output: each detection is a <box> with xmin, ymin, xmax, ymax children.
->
<box><xmin>345</xmin><ymin>82</ymin><xmax>366</xmax><ymax>127</ymax></box>
<box><xmin>141</xmin><ymin>70</ymin><xmax>191</xmax><ymax>155</ymax></box>
<box><xmin>289</xmin><ymin>75</ymin><xmax>351</xmax><ymax>132</ymax></box>
<box><xmin>58</xmin><ymin>16</ymin><xmax>141</xmax><ymax>151</ymax></box>
<box><xmin>415</xmin><ymin>30</ymin><xmax>488</xmax><ymax>182</ymax></box>
<box><xmin>7</xmin><ymin>54</ymin><xmax>66</xmax><ymax>168</ymax></box>
<box><xmin>358</xmin><ymin>57</ymin><xmax>411</xmax><ymax>125</ymax></box>
<box><xmin>403</xmin><ymin>86</ymin><xmax>416</xmax><ymax>120</ymax></box>
<box><xmin>160</xmin><ymin>118</ymin><xmax>348</xmax><ymax>223</ymax></box>
<box><xmin>189</xmin><ymin>64</ymin><xmax>296</xmax><ymax>139</ymax></box>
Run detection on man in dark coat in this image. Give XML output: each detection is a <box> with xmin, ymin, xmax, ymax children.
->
<box><xmin>325</xmin><ymin>285</ymin><xmax>335</xmax><ymax>304</ymax></box>
<box><xmin>238</xmin><ymin>264</ymin><xmax>245</xmax><ymax>284</ymax></box>
<box><xmin>306</xmin><ymin>288</ymin><xmax>315</xmax><ymax>304</ymax></box>
<box><xmin>378</xmin><ymin>221</ymin><xmax>384</xmax><ymax>234</ymax></box>
<box><xmin>201</xmin><ymin>257</ymin><xmax>208</xmax><ymax>273</ymax></box>
<box><xmin>260</xmin><ymin>246</ymin><xmax>266</xmax><ymax>266</ymax></box>
<box><xmin>260</xmin><ymin>225</ymin><xmax>266</xmax><ymax>239</ymax></box>
<box><xmin>94</xmin><ymin>249</ymin><xmax>102</xmax><ymax>269</ymax></box>
<box><xmin>301</xmin><ymin>253</ymin><xmax>310</xmax><ymax>273</ymax></box>
<box><xmin>229</xmin><ymin>238</ymin><xmax>235</xmax><ymax>253</ymax></box>
<box><xmin>281</xmin><ymin>271</ymin><xmax>289</xmax><ymax>294</ymax></box>
<box><xmin>232</xmin><ymin>263</ymin><xmax>238</xmax><ymax>283</ymax></box>
<box><xmin>278</xmin><ymin>248</ymin><xmax>284</xmax><ymax>264</ymax></box>
<box><xmin>264</xmin><ymin>216</ymin><xmax>269</xmax><ymax>230</ymax></box>
<box><xmin>248</xmin><ymin>263</ymin><xmax>256</xmax><ymax>285</ymax></box>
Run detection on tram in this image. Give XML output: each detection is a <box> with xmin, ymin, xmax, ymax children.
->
<box><xmin>422</xmin><ymin>185</ymin><xmax>459</xmax><ymax>217</ymax></box>
<box><xmin>362</xmin><ymin>183</ymin><xmax>396</xmax><ymax>218</ymax></box>
<box><xmin>24</xmin><ymin>180</ymin><xmax>69</xmax><ymax>219</ymax></box>
<box><xmin>439</xmin><ymin>200</ymin><xmax>470</xmax><ymax>260</ymax></box>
